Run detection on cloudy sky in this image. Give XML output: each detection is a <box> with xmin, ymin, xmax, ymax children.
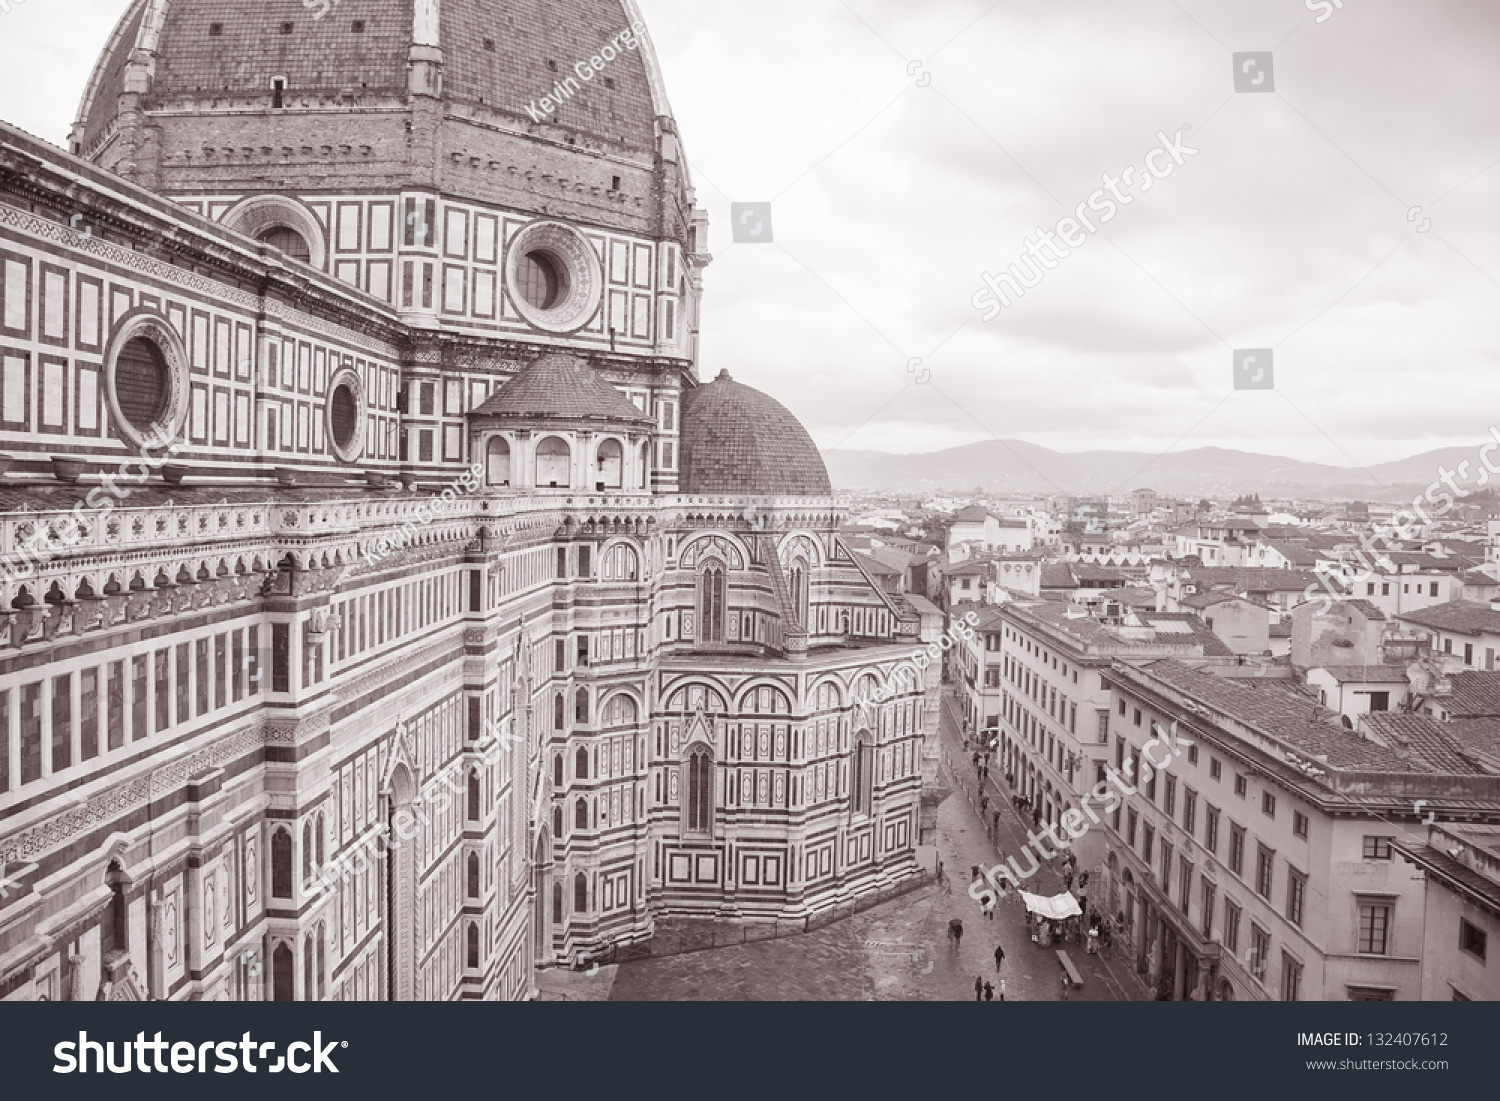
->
<box><xmin>4</xmin><ymin>0</ymin><xmax>1498</xmax><ymax>467</ymax></box>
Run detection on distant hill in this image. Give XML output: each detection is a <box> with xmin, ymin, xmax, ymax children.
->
<box><xmin>822</xmin><ymin>440</ymin><xmax>1475</xmax><ymax>501</ymax></box>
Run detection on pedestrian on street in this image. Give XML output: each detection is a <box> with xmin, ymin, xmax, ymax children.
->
<box><xmin>981</xmin><ymin>892</ymin><xmax>995</xmax><ymax>921</ymax></box>
<box><xmin>1059</xmin><ymin>969</ymin><xmax>1071</xmax><ymax>1001</ymax></box>
<box><xmin>975</xmin><ymin>975</ymin><xmax>984</xmax><ymax>1001</ymax></box>
<box><xmin>950</xmin><ymin>918</ymin><xmax>964</xmax><ymax>951</ymax></box>
<box><xmin>971</xmin><ymin>864</ymin><xmax>980</xmax><ymax>883</ymax></box>
<box><xmin>980</xmin><ymin>794</ymin><xmax>989</xmax><ymax>814</ymax></box>
<box><xmin>999</xmin><ymin>977</ymin><xmax>1007</xmax><ymax>1001</ymax></box>
<box><xmin>983</xmin><ymin>981</ymin><xmax>995</xmax><ymax>1002</ymax></box>
<box><xmin>994</xmin><ymin>944</ymin><xmax>1005</xmax><ymax>971</ymax></box>
<box><xmin>992</xmin><ymin>810</ymin><xmax>1001</xmax><ymax>836</ymax></box>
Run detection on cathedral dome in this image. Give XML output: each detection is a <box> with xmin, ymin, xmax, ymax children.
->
<box><xmin>679</xmin><ymin>370</ymin><xmax>831</xmax><ymax>497</ymax></box>
<box><xmin>72</xmin><ymin>0</ymin><xmax>688</xmax><ymax>232</ymax></box>
<box><xmin>472</xmin><ymin>353</ymin><xmax>652</xmax><ymax>426</ymax></box>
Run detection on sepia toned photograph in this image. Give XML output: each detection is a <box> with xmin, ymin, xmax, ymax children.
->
<box><xmin>0</xmin><ymin>0</ymin><xmax>1496</xmax><ymax>1054</ymax></box>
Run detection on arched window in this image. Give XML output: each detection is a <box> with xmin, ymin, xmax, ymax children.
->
<box><xmin>700</xmin><ymin>564</ymin><xmax>726</xmax><ymax>643</ymax></box>
<box><xmin>595</xmin><ymin>439</ymin><xmax>624</xmax><ymax>490</ymax></box>
<box><xmin>486</xmin><ymin>438</ymin><xmax>511</xmax><ymax>487</ymax></box>
<box><xmin>467</xmin><ymin>852</ymin><xmax>480</xmax><ymax>898</ymax></box>
<box><xmin>575</xmin><ymin>687</ymin><xmax>589</xmax><ymax>724</ymax></box>
<box><xmin>790</xmin><ymin>561</ymin><xmax>808</xmax><ymax>627</ymax></box>
<box><xmin>257</xmin><ymin>225</ymin><xmax>312</xmax><ymax>263</ymax></box>
<box><xmin>272</xmin><ymin>942</ymin><xmax>294</xmax><ymax>1002</ymax></box>
<box><xmin>467</xmin><ymin>770</ymin><xmax>481</xmax><ymax>821</ymax></box>
<box><xmin>271</xmin><ymin>827</ymin><xmax>293</xmax><ymax>898</ymax></box>
<box><xmin>316</xmin><ymin>924</ymin><xmax>326</xmax><ymax>1000</ymax></box>
<box><xmin>536</xmin><ymin>436</ymin><xmax>571</xmax><ymax>488</ymax></box>
<box><xmin>466</xmin><ymin>923</ymin><xmax>480</xmax><ymax>969</ymax></box>
<box><xmin>852</xmin><ymin>732</ymin><xmax>875</xmax><ymax>816</ymax></box>
<box><xmin>605</xmin><ymin>694</ymin><xmax>637</xmax><ymax>726</ymax></box>
<box><xmin>302</xmin><ymin>821</ymin><xmax>313</xmax><ymax>883</ymax></box>
<box><xmin>553</xmin><ymin>692</ymin><xmax>565</xmax><ymax>731</ymax></box>
<box><xmin>575</xmin><ymin>797</ymin><xmax>588</xmax><ymax>830</ymax></box>
<box><xmin>553</xmin><ymin>806</ymin><xmax>563</xmax><ymax>838</ymax></box>
<box><xmin>601</xmin><ymin>543</ymin><xmax>639</xmax><ymax>581</ymax></box>
<box><xmin>315</xmin><ymin>813</ymin><xmax>325</xmax><ymax>870</ymax></box>
<box><xmin>640</xmin><ymin>441</ymin><xmax>651</xmax><ymax>487</ymax></box>
<box><xmin>575</xmin><ymin>747</ymin><xmax>589</xmax><ymax>780</ymax></box>
<box><xmin>552</xmin><ymin>881</ymin><xmax>563</xmax><ymax>923</ymax></box>
<box><xmin>553</xmin><ymin>754</ymin><xmax>563</xmax><ymax>786</ymax></box>
<box><xmin>687</xmin><ymin>748</ymin><xmax>713</xmax><ymax>832</ymax></box>
<box><xmin>574</xmin><ymin>872</ymin><xmax>588</xmax><ymax>913</ymax></box>
<box><xmin>304</xmin><ymin>934</ymin><xmax>314</xmax><ymax>1001</ymax></box>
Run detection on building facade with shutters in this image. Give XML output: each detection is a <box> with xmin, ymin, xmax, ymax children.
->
<box><xmin>0</xmin><ymin>0</ymin><xmax>941</xmax><ymax>1003</ymax></box>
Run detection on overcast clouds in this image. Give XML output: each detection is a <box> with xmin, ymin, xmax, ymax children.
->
<box><xmin>4</xmin><ymin>0</ymin><xmax>1498</xmax><ymax>467</ymax></box>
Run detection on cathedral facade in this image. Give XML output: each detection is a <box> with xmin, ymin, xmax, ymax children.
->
<box><xmin>0</xmin><ymin>0</ymin><xmax>942</xmax><ymax>1001</ymax></box>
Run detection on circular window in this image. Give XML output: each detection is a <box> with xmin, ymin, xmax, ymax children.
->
<box><xmin>103</xmin><ymin>309</ymin><xmax>190</xmax><ymax>450</ymax></box>
<box><xmin>505</xmin><ymin>221</ymin><xmax>602</xmax><ymax>334</ymax></box>
<box><xmin>256</xmin><ymin>225</ymin><xmax>312</xmax><ymax>264</ymax></box>
<box><xmin>115</xmin><ymin>337</ymin><xmax>170</xmax><ymax>436</ymax></box>
<box><xmin>325</xmin><ymin>368</ymin><xmax>366</xmax><ymax>463</ymax></box>
<box><xmin>330</xmin><ymin>384</ymin><xmax>358</xmax><ymax>452</ymax></box>
<box><xmin>518</xmin><ymin>251</ymin><xmax>568</xmax><ymax>310</ymax></box>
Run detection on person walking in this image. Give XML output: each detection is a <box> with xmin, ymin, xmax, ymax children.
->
<box><xmin>981</xmin><ymin>892</ymin><xmax>995</xmax><ymax>921</ymax></box>
<box><xmin>949</xmin><ymin>917</ymin><xmax>964</xmax><ymax>951</ymax></box>
<box><xmin>1059</xmin><ymin>968</ymin><xmax>1071</xmax><ymax>1001</ymax></box>
<box><xmin>998</xmin><ymin>977</ymin><xmax>1006</xmax><ymax>1002</ymax></box>
<box><xmin>975</xmin><ymin>975</ymin><xmax>984</xmax><ymax>1001</ymax></box>
<box><xmin>994</xmin><ymin>944</ymin><xmax>1005</xmax><ymax>972</ymax></box>
<box><xmin>983</xmin><ymin>981</ymin><xmax>995</xmax><ymax>1002</ymax></box>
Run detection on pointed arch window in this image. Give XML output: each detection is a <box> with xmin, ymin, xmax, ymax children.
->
<box><xmin>271</xmin><ymin>827</ymin><xmax>293</xmax><ymax>899</ymax></box>
<box><xmin>466</xmin><ymin>922</ymin><xmax>480</xmax><ymax>968</ymax></box>
<box><xmin>575</xmin><ymin>797</ymin><xmax>588</xmax><ymax>830</ymax></box>
<box><xmin>574</xmin><ymin>872</ymin><xmax>588</xmax><ymax>913</ymax></box>
<box><xmin>575</xmin><ymin>746</ymin><xmax>589</xmax><ymax>780</ymax></box>
<box><xmin>687</xmin><ymin>747</ymin><xmax>713</xmax><ymax>833</ymax></box>
<box><xmin>553</xmin><ymin>692</ymin><xmax>565</xmax><ymax>731</ymax></box>
<box><xmin>552</xmin><ymin>881</ymin><xmax>563</xmax><ymax>923</ymax></box>
<box><xmin>852</xmin><ymin>732</ymin><xmax>875</xmax><ymax>817</ymax></box>
<box><xmin>467</xmin><ymin>770</ymin><xmax>481</xmax><ymax>821</ymax></box>
<box><xmin>790</xmin><ymin>559</ymin><xmax>808</xmax><ymax>627</ymax></box>
<box><xmin>553</xmin><ymin>806</ymin><xmax>564</xmax><ymax>838</ymax></box>
<box><xmin>700</xmin><ymin>563</ymin><xmax>726</xmax><ymax>643</ymax></box>
<box><xmin>575</xmin><ymin>687</ymin><xmax>589</xmax><ymax>724</ymax></box>
<box><xmin>467</xmin><ymin>852</ymin><xmax>480</xmax><ymax>898</ymax></box>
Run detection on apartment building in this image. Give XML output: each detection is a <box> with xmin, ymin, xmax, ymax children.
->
<box><xmin>1096</xmin><ymin>660</ymin><xmax>1500</xmax><ymax>1001</ymax></box>
<box><xmin>983</xmin><ymin>603</ymin><xmax>1234</xmax><ymax>873</ymax></box>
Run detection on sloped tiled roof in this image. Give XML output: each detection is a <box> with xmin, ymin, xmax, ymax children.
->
<box><xmin>1445</xmin><ymin>672</ymin><xmax>1500</xmax><ymax>718</ymax></box>
<box><xmin>1132</xmin><ymin>660</ymin><xmax>1439</xmax><ymax>772</ymax></box>
<box><xmin>1314</xmin><ymin>664</ymin><xmax>1410</xmax><ymax>684</ymax></box>
<box><xmin>473</xmin><ymin>353</ymin><xmax>653</xmax><ymax>425</ymax></box>
<box><xmin>1398</xmin><ymin>600</ymin><xmax>1500</xmax><ymax>636</ymax></box>
<box><xmin>1361</xmin><ymin>713</ymin><xmax>1485</xmax><ymax>774</ymax></box>
<box><xmin>1189</xmin><ymin>567</ymin><xmax>1326</xmax><ymax>593</ymax></box>
<box><xmin>1391</xmin><ymin>841</ymin><xmax>1500</xmax><ymax>912</ymax></box>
